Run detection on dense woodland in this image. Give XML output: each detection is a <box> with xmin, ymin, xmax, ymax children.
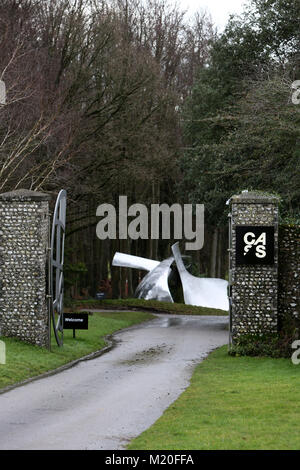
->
<box><xmin>0</xmin><ymin>0</ymin><xmax>299</xmax><ymax>299</ymax></box>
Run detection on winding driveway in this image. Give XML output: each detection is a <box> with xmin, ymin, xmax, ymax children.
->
<box><xmin>0</xmin><ymin>314</ymin><xmax>228</xmax><ymax>450</ymax></box>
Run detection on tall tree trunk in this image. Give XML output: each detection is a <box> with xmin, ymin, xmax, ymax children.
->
<box><xmin>217</xmin><ymin>228</ymin><xmax>222</xmax><ymax>279</ymax></box>
<box><xmin>111</xmin><ymin>238</ymin><xmax>120</xmax><ymax>298</ymax></box>
<box><xmin>127</xmin><ymin>238</ymin><xmax>134</xmax><ymax>296</ymax></box>
<box><xmin>209</xmin><ymin>227</ymin><xmax>218</xmax><ymax>278</ymax></box>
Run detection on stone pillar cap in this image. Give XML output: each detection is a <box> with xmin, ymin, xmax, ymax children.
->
<box><xmin>0</xmin><ymin>188</ymin><xmax>52</xmax><ymax>201</ymax></box>
<box><xmin>229</xmin><ymin>191</ymin><xmax>280</xmax><ymax>204</ymax></box>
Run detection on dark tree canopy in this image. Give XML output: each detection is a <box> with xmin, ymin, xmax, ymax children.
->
<box><xmin>179</xmin><ymin>0</ymin><xmax>300</xmax><ymax>225</ymax></box>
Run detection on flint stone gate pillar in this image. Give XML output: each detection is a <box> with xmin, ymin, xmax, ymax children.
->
<box><xmin>228</xmin><ymin>192</ymin><xmax>280</xmax><ymax>344</ymax></box>
<box><xmin>0</xmin><ymin>189</ymin><xmax>51</xmax><ymax>348</ymax></box>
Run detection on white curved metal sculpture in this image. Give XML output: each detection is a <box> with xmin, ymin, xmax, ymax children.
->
<box><xmin>112</xmin><ymin>244</ymin><xmax>229</xmax><ymax>311</ymax></box>
<box><xmin>112</xmin><ymin>252</ymin><xmax>173</xmax><ymax>302</ymax></box>
<box><xmin>112</xmin><ymin>252</ymin><xmax>159</xmax><ymax>272</ymax></box>
<box><xmin>135</xmin><ymin>257</ymin><xmax>174</xmax><ymax>303</ymax></box>
<box><xmin>171</xmin><ymin>242</ymin><xmax>229</xmax><ymax>311</ymax></box>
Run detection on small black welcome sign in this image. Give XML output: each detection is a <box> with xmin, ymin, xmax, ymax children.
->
<box><xmin>235</xmin><ymin>226</ymin><xmax>275</xmax><ymax>265</ymax></box>
<box><xmin>63</xmin><ymin>313</ymin><xmax>89</xmax><ymax>338</ymax></box>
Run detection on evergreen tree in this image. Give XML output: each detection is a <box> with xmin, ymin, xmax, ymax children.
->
<box><xmin>179</xmin><ymin>0</ymin><xmax>300</xmax><ymax>224</ymax></box>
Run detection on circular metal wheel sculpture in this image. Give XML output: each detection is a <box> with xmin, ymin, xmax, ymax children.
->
<box><xmin>50</xmin><ymin>190</ymin><xmax>67</xmax><ymax>346</ymax></box>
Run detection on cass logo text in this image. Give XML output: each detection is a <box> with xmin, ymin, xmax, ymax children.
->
<box><xmin>235</xmin><ymin>226</ymin><xmax>274</xmax><ymax>266</ymax></box>
<box><xmin>243</xmin><ymin>231</ymin><xmax>266</xmax><ymax>258</ymax></box>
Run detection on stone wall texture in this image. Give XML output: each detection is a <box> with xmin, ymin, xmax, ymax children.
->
<box><xmin>229</xmin><ymin>192</ymin><xmax>279</xmax><ymax>342</ymax></box>
<box><xmin>278</xmin><ymin>224</ymin><xmax>300</xmax><ymax>325</ymax></box>
<box><xmin>0</xmin><ymin>189</ymin><xmax>51</xmax><ymax>348</ymax></box>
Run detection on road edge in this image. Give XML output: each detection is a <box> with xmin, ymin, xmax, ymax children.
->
<box><xmin>0</xmin><ymin>334</ymin><xmax>116</xmax><ymax>395</ymax></box>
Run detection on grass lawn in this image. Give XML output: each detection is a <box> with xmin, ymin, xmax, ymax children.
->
<box><xmin>128</xmin><ymin>345</ymin><xmax>300</xmax><ymax>450</ymax></box>
<box><xmin>72</xmin><ymin>298</ymin><xmax>228</xmax><ymax>316</ymax></box>
<box><xmin>0</xmin><ymin>310</ymin><xmax>154</xmax><ymax>391</ymax></box>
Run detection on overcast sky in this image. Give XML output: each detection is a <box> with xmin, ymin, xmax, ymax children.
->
<box><xmin>178</xmin><ymin>0</ymin><xmax>247</xmax><ymax>30</ymax></box>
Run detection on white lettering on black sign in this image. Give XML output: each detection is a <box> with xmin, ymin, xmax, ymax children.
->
<box><xmin>63</xmin><ymin>313</ymin><xmax>89</xmax><ymax>330</ymax></box>
<box><xmin>236</xmin><ymin>226</ymin><xmax>274</xmax><ymax>265</ymax></box>
<box><xmin>243</xmin><ymin>231</ymin><xmax>266</xmax><ymax>258</ymax></box>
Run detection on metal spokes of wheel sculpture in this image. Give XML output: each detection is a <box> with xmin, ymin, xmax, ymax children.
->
<box><xmin>50</xmin><ymin>190</ymin><xmax>67</xmax><ymax>346</ymax></box>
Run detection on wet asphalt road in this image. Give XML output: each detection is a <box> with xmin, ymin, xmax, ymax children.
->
<box><xmin>0</xmin><ymin>314</ymin><xmax>228</xmax><ymax>450</ymax></box>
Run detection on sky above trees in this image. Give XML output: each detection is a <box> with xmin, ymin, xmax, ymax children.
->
<box><xmin>177</xmin><ymin>0</ymin><xmax>245</xmax><ymax>30</ymax></box>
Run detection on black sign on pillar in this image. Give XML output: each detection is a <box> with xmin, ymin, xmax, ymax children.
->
<box><xmin>235</xmin><ymin>226</ymin><xmax>275</xmax><ymax>265</ymax></box>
